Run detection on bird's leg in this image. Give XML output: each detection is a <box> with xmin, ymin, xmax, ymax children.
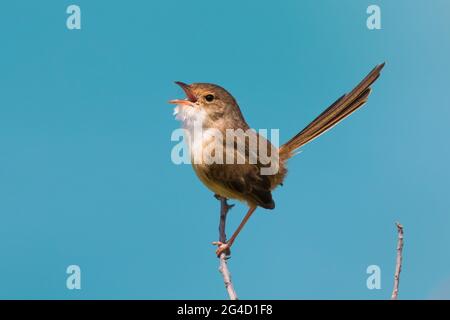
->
<box><xmin>213</xmin><ymin>205</ymin><xmax>257</xmax><ymax>256</ymax></box>
<box><xmin>214</xmin><ymin>195</ymin><xmax>234</xmax><ymax>257</ymax></box>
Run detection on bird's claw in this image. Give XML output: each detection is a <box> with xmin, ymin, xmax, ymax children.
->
<box><xmin>212</xmin><ymin>241</ymin><xmax>231</xmax><ymax>257</ymax></box>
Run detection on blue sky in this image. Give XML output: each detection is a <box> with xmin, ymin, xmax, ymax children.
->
<box><xmin>0</xmin><ymin>0</ymin><xmax>450</xmax><ymax>299</ymax></box>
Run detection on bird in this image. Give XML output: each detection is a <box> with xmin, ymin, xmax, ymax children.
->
<box><xmin>169</xmin><ymin>63</ymin><xmax>385</xmax><ymax>256</ymax></box>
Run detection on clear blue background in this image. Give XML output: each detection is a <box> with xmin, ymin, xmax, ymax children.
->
<box><xmin>1</xmin><ymin>0</ymin><xmax>449</xmax><ymax>299</ymax></box>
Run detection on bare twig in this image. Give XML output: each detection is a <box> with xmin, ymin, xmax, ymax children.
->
<box><xmin>391</xmin><ymin>222</ymin><xmax>404</xmax><ymax>300</ymax></box>
<box><xmin>215</xmin><ymin>195</ymin><xmax>238</xmax><ymax>300</ymax></box>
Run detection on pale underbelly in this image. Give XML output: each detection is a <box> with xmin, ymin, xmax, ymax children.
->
<box><xmin>192</xmin><ymin>163</ymin><xmax>247</xmax><ymax>203</ymax></box>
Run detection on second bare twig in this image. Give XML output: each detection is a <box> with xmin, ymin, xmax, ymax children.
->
<box><xmin>391</xmin><ymin>222</ymin><xmax>404</xmax><ymax>300</ymax></box>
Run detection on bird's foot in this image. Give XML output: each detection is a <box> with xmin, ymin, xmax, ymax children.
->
<box><xmin>212</xmin><ymin>241</ymin><xmax>231</xmax><ymax>257</ymax></box>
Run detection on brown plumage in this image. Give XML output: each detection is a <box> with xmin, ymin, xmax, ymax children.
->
<box><xmin>169</xmin><ymin>63</ymin><xmax>385</xmax><ymax>255</ymax></box>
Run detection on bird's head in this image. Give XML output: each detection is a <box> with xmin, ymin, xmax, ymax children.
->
<box><xmin>169</xmin><ymin>82</ymin><xmax>246</xmax><ymax>128</ymax></box>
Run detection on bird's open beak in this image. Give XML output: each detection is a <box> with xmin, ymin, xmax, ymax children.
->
<box><xmin>169</xmin><ymin>81</ymin><xmax>197</xmax><ymax>106</ymax></box>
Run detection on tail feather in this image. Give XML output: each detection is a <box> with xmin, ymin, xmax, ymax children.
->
<box><xmin>280</xmin><ymin>63</ymin><xmax>385</xmax><ymax>159</ymax></box>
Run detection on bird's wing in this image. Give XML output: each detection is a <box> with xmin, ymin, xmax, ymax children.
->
<box><xmin>200</xmin><ymin>129</ymin><xmax>275</xmax><ymax>209</ymax></box>
<box><xmin>204</xmin><ymin>162</ymin><xmax>275</xmax><ymax>209</ymax></box>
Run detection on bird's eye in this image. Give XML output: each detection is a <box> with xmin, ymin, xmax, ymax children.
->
<box><xmin>205</xmin><ymin>94</ymin><xmax>215</xmax><ymax>102</ymax></box>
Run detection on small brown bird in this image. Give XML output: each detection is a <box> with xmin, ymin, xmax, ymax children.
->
<box><xmin>169</xmin><ymin>63</ymin><xmax>385</xmax><ymax>256</ymax></box>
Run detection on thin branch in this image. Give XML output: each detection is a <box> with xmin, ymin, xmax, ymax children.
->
<box><xmin>391</xmin><ymin>222</ymin><xmax>404</xmax><ymax>300</ymax></box>
<box><xmin>215</xmin><ymin>195</ymin><xmax>238</xmax><ymax>300</ymax></box>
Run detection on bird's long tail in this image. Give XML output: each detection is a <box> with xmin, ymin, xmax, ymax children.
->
<box><xmin>279</xmin><ymin>63</ymin><xmax>385</xmax><ymax>160</ymax></box>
